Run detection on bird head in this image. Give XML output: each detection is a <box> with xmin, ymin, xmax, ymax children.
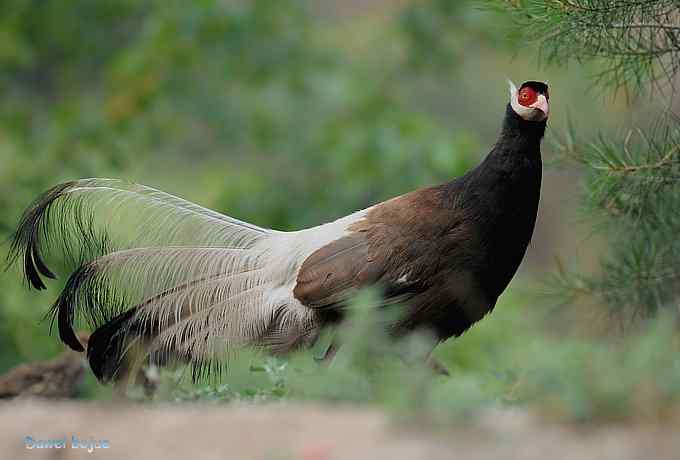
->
<box><xmin>508</xmin><ymin>80</ymin><xmax>549</xmax><ymax>122</ymax></box>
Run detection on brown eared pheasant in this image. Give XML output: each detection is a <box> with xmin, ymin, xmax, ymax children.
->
<box><xmin>8</xmin><ymin>80</ymin><xmax>550</xmax><ymax>382</ymax></box>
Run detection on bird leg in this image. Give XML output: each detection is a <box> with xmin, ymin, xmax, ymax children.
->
<box><xmin>426</xmin><ymin>354</ymin><xmax>450</xmax><ymax>376</ymax></box>
<box><xmin>313</xmin><ymin>341</ymin><xmax>340</xmax><ymax>367</ymax></box>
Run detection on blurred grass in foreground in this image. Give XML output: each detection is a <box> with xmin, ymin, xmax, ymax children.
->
<box><xmin>89</xmin><ymin>288</ymin><xmax>680</xmax><ymax>424</ymax></box>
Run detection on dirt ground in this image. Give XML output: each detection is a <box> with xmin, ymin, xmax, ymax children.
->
<box><xmin>2</xmin><ymin>400</ymin><xmax>679</xmax><ymax>460</ymax></box>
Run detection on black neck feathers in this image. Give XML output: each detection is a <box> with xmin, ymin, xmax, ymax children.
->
<box><xmin>485</xmin><ymin>104</ymin><xmax>546</xmax><ymax>170</ymax></box>
<box><xmin>450</xmin><ymin>103</ymin><xmax>546</xmax><ymax>297</ymax></box>
<box><xmin>447</xmin><ymin>103</ymin><xmax>545</xmax><ymax>207</ymax></box>
<box><xmin>500</xmin><ymin>103</ymin><xmax>546</xmax><ymax>143</ymax></box>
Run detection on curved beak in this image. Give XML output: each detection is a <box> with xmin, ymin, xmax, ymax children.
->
<box><xmin>529</xmin><ymin>94</ymin><xmax>549</xmax><ymax>118</ymax></box>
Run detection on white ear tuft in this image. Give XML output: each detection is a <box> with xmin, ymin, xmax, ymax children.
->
<box><xmin>507</xmin><ymin>79</ymin><xmax>518</xmax><ymax>98</ymax></box>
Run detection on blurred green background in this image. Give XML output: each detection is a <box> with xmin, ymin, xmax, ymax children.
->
<box><xmin>0</xmin><ymin>0</ymin><xmax>676</xmax><ymax>420</ymax></box>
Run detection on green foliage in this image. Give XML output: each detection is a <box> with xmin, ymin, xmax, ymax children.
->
<box><xmin>498</xmin><ymin>0</ymin><xmax>680</xmax><ymax>88</ymax></box>
<box><xmin>152</xmin><ymin>291</ymin><xmax>680</xmax><ymax>423</ymax></box>
<box><xmin>550</xmin><ymin>123</ymin><xmax>680</xmax><ymax>318</ymax></box>
<box><xmin>497</xmin><ymin>0</ymin><xmax>680</xmax><ymax>319</ymax></box>
<box><xmin>400</xmin><ymin>0</ymin><xmax>471</xmax><ymax>72</ymax></box>
<box><xmin>399</xmin><ymin>0</ymin><xmax>520</xmax><ymax>74</ymax></box>
<box><xmin>511</xmin><ymin>315</ymin><xmax>680</xmax><ymax>421</ymax></box>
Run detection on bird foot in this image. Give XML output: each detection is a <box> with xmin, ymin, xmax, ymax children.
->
<box><xmin>426</xmin><ymin>356</ymin><xmax>450</xmax><ymax>376</ymax></box>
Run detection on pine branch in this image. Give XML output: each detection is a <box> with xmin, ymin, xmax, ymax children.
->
<box><xmin>500</xmin><ymin>0</ymin><xmax>680</xmax><ymax>318</ymax></box>
<box><xmin>501</xmin><ymin>0</ymin><xmax>680</xmax><ymax>88</ymax></box>
<box><xmin>548</xmin><ymin>120</ymin><xmax>680</xmax><ymax>317</ymax></box>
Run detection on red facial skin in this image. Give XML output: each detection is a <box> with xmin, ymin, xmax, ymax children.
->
<box><xmin>518</xmin><ymin>87</ymin><xmax>538</xmax><ymax>107</ymax></box>
<box><xmin>518</xmin><ymin>86</ymin><xmax>549</xmax><ymax>107</ymax></box>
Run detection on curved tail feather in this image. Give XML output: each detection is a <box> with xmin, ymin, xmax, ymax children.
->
<box><xmin>5</xmin><ymin>179</ymin><xmax>353</xmax><ymax>382</ymax></box>
<box><xmin>6</xmin><ymin>179</ymin><xmax>312</xmax><ymax>382</ymax></box>
<box><xmin>87</xmin><ymin>309</ymin><xmax>138</xmax><ymax>382</ymax></box>
<box><xmin>6</xmin><ymin>178</ymin><xmax>270</xmax><ymax>291</ymax></box>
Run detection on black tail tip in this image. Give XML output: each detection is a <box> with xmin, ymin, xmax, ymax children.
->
<box><xmin>9</xmin><ymin>181</ymin><xmax>75</xmax><ymax>290</ymax></box>
<box><xmin>87</xmin><ymin>310</ymin><xmax>137</xmax><ymax>382</ymax></box>
<box><xmin>61</xmin><ymin>328</ymin><xmax>86</xmax><ymax>352</ymax></box>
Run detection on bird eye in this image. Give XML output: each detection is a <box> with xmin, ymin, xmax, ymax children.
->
<box><xmin>518</xmin><ymin>87</ymin><xmax>537</xmax><ymax>106</ymax></box>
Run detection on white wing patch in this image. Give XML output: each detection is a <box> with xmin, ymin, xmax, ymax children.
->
<box><xmin>257</xmin><ymin>207</ymin><xmax>371</xmax><ymax>312</ymax></box>
<box><xmin>146</xmin><ymin>206</ymin><xmax>373</xmax><ymax>360</ymax></box>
